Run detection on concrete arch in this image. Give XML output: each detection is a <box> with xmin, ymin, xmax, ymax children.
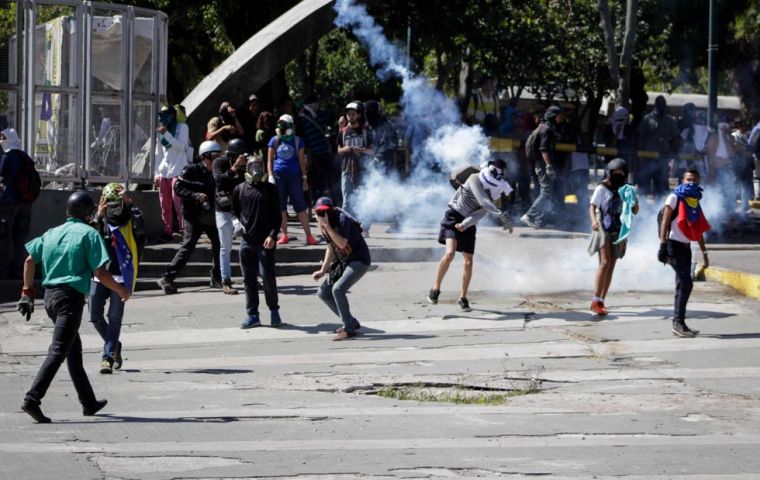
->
<box><xmin>182</xmin><ymin>0</ymin><xmax>336</xmax><ymax>143</ymax></box>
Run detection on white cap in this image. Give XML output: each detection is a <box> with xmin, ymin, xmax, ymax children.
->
<box><xmin>278</xmin><ymin>114</ymin><xmax>294</xmax><ymax>124</ymax></box>
<box><xmin>198</xmin><ymin>140</ymin><xmax>221</xmax><ymax>157</ymax></box>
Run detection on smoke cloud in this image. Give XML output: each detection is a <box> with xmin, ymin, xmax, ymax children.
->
<box><xmin>333</xmin><ymin>0</ymin><xmax>722</xmax><ymax>299</ymax></box>
<box><xmin>334</xmin><ymin>0</ymin><xmax>491</xmax><ymax>228</ymax></box>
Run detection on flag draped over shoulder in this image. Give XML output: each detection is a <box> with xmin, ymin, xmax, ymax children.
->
<box><xmin>109</xmin><ymin>220</ymin><xmax>139</xmax><ymax>292</ymax></box>
<box><xmin>674</xmin><ymin>182</ymin><xmax>711</xmax><ymax>241</ymax></box>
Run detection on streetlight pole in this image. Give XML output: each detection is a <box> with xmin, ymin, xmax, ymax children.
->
<box><xmin>707</xmin><ymin>0</ymin><xmax>718</xmax><ymax>130</ymax></box>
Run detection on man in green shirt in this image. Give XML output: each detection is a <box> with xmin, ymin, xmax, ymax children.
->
<box><xmin>18</xmin><ymin>191</ymin><xmax>130</xmax><ymax>423</ymax></box>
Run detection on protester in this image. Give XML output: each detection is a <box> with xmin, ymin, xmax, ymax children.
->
<box><xmin>0</xmin><ymin>127</ymin><xmax>39</xmax><ymax>279</ymax></box>
<box><xmin>255</xmin><ymin>111</ymin><xmax>275</xmax><ymax>162</ymax></box>
<box><xmin>239</xmin><ymin>94</ymin><xmax>261</xmax><ymax>150</ymax></box>
<box><xmin>658</xmin><ymin>169</ymin><xmax>711</xmax><ymax>337</ymax></box>
<box><xmin>587</xmin><ymin>158</ymin><xmax>639</xmax><ymax>316</ymax></box>
<box><xmin>428</xmin><ymin>160</ymin><xmax>513</xmax><ymax>311</ymax></box>
<box><xmin>364</xmin><ymin>100</ymin><xmax>399</xmax><ymax>173</ymax></box>
<box><xmin>299</xmin><ymin>93</ymin><xmax>333</xmax><ymax>202</ymax></box>
<box><xmin>90</xmin><ymin>183</ymin><xmax>145</xmax><ymax>374</ymax></box>
<box><xmin>731</xmin><ymin>121</ymin><xmax>755</xmax><ymax>213</ymax></box>
<box><xmin>337</xmin><ymin>102</ymin><xmax>373</xmax><ymax>219</ymax></box>
<box><xmin>505</xmin><ymin>111</ymin><xmax>532</xmax><ymax>213</ymax></box>
<box><xmin>213</xmin><ymin>138</ymin><xmax>248</xmax><ymax>295</ymax></box>
<box><xmin>232</xmin><ymin>156</ymin><xmax>282</xmax><ymax>328</ymax></box>
<box><xmin>154</xmin><ymin>105</ymin><xmax>189</xmax><ymax>241</ymax></box>
<box><xmin>267</xmin><ymin>114</ymin><xmax>319</xmax><ymax>246</ymax></box>
<box><xmin>466</xmin><ymin>75</ymin><xmax>501</xmax><ymax>136</ymax></box>
<box><xmin>206</xmin><ymin>101</ymin><xmax>243</xmax><ymax>152</ymax></box>
<box><xmin>312</xmin><ymin>196</ymin><xmax>371</xmax><ymax>340</ymax></box>
<box><xmin>704</xmin><ymin>119</ymin><xmax>736</xmax><ymax>214</ymax></box>
<box><xmin>521</xmin><ymin>105</ymin><xmax>565</xmax><ymax>229</ymax></box>
<box><xmin>637</xmin><ymin>95</ymin><xmax>680</xmax><ymax>198</ymax></box>
<box><xmin>19</xmin><ymin>191</ymin><xmax>130</xmax><ymax>423</ymax></box>
<box><xmin>157</xmin><ymin>141</ymin><xmax>222</xmax><ymax>294</ymax></box>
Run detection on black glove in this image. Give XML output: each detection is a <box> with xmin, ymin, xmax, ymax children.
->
<box><xmin>17</xmin><ymin>294</ymin><xmax>33</xmax><ymax>321</ymax></box>
<box><xmin>657</xmin><ymin>243</ymin><xmax>669</xmax><ymax>264</ymax></box>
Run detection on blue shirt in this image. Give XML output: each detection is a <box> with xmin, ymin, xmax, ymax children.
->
<box><xmin>25</xmin><ymin>218</ymin><xmax>110</xmax><ymax>295</ymax></box>
<box><xmin>269</xmin><ymin>135</ymin><xmax>304</xmax><ymax>178</ymax></box>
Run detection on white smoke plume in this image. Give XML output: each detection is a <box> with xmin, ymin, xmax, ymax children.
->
<box><xmin>334</xmin><ymin>0</ymin><xmax>492</xmax><ymax>227</ymax></box>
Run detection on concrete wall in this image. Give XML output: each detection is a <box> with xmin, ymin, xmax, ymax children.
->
<box><xmin>30</xmin><ymin>190</ymin><xmax>164</xmax><ymax>240</ymax></box>
<box><xmin>182</xmin><ymin>0</ymin><xmax>336</xmax><ymax>146</ymax></box>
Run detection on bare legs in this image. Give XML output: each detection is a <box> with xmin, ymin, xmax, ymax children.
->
<box><xmin>594</xmin><ymin>239</ymin><xmax>618</xmax><ymax>300</ymax></box>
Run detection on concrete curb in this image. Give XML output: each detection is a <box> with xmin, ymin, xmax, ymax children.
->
<box><xmin>701</xmin><ymin>264</ymin><xmax>760</xmax><ymax>300</ymax></box>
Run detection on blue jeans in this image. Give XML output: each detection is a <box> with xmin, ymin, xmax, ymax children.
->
<box><xmin>524</xmin><ymin>163</ymin><xmax>555</xmax><ymax>227</ymax></box>
<box><xmin>240</xmin><ymin>238</ymin><xmax>279</xmax><ymax>316</ymax></box>
<box><xmin>340</xmin><ymin>170</ymin><xmax>356</xmax><ymax>213</ymax></box>
<box><xmin>317</xmin><ymin>260</ymin><xmax>369</xmax><ymax>333</ymax></box>
<box><xmin>89</xmin><ymin>280</ymin><xmax>124</xmax><ymax>361</ymax></box>
<box><xmin>274</xmin><ymin>173</ymin><xmax>307</xmax><ymax>213</ymax></box>
<box><xmin>215</xmin><ymin>210</ymin><xmax>234</xmax><ymax>281</ymax></box>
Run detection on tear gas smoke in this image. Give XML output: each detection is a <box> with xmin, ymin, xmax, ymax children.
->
<box><xmin>334</xmin><ymin>0</ymin><xmax>711</xmax><ymax>296</ymax></box>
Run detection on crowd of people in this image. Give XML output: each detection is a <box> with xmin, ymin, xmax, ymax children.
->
<box><xmin>2</xmin><ymin>83</ymin><xmax>756</xmax><ymax>424</ymax></box>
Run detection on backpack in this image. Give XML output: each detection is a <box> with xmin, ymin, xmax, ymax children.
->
<box><xmin>15</xmin><ymin>152</ymin><xmax>41</xmax><ymax>203</ymax></box>
<box><xmin>656</xmin><ymin>196</ymin><xmax>680</xmax><ymax>235</ymax></box>
<box><xmin>449</xmin><ymin>165</ymin><xmax>479</xmax><ymax>189</ymax></box>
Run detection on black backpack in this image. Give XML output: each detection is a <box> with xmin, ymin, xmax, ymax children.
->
<box><xmin>448</xmin><ymin>165</ymin><xmax>479</xmax><ymax>189</ymax></box>
<box><xmin>656</xmin><ymin>196</ymin><xmax>680</xmax><ymax>234</ymax></box>
<box><xmin>15</xmin><ymin>152</ymin><xmax>41</xmax><ymax>203</ymax></box>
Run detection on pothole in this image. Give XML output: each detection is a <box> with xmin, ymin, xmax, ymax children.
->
<box><xmin>365</xmin><ymin>381</ymin><xmax>541</xmax><ymax>405</ymax></box>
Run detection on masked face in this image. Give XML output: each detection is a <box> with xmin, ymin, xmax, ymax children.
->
<box><xmin>276</xmin><ymin>121</ymin><xmax>294</xmax><ymax>137</ymax></box>
<box><xmin>489</xmin><ymin>165</ymin><xmax>505</xmax><ymax>181</ymax></box>
<box><xmin>609</xmin><ymin>171</ymin><xmax>627</xmax><ymax>189</ymax></box>
<box><xmin>245</xmin><ymin>158</ymin><xmax>265</xmax><ymax>184</ymax></box>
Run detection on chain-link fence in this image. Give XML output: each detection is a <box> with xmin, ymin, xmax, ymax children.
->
<box><xmin>2</xmin><ymin>0</ymin><xmax>167</xmax><ymax>187</ymax></box>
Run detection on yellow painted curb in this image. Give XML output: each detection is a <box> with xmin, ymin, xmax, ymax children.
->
<box><xmin>701</xmin><ymin>264</ymin><xmax>760</xmax><ymax>300</ymax></box>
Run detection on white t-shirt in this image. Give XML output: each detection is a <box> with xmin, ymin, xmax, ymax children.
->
<box><xmin>665</xmin><ymin>193</ymin><xmax>690</xmax><ymax>244</ymax></box>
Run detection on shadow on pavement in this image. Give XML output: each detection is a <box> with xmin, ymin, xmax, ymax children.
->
<box><xmin>701</xmin><ymin>333</ymin><xmax>760</xmax><ymax>339</ymax></box>
<box><xmin>187</xmin><ymin>368</ymin><xmax>253</xmax><ymax>375</ymax></box>
<box><xmin>278</xmin><ymin>285</ymin><xmax>320</xmax><ymax>296</ymax></box>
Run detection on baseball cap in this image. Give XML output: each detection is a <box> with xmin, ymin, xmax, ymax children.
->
<box><xmin>314</xmin><ymin>196</ymin><xmax>334</xmax><ymax>212</ymax></box>
<box><xmin>278</xmin><ymin>114</ymin><xmax>294</xmax><ymax>125</ymax></box>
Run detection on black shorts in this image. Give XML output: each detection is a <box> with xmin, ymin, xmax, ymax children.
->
<box><xmin>438</xmin><ymin>209</ymin><xmax>476</xmax><ymax>254</ymax></box>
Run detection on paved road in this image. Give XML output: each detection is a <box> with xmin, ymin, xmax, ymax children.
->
<box><xmin>1</xmin><ymin>225</ymin><xmax>759</xmax><ymax>479</ymax></box>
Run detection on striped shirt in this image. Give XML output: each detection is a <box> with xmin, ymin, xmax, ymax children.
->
<box><xmin>448</xmin><ymin>174</ymin><xmax>502</xmax><ymax>229</ymax></box>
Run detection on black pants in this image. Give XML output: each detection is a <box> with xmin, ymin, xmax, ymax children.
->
<box><xmin>668</xmin><ymin>240</ymin><xmax>693</xmax><ymax>324</ymax></box>
<box><xmin>0</xmin><ymin>202</ymin><xmax>32</xmax><ymax>279</ymax></box>
<box><xmin>25</xmin><ymin>286</ymin><xmax>98</xmax><ymax>408</ymax></box>
<box><xmin>164</xmin><ymin>215</ymin><xmax>220</xmax><ymax>281</ymax></box>
<box><xmin>240</xmin><ymin>238</ymin><xmax>279</xmax><ymax>316</ymax></box>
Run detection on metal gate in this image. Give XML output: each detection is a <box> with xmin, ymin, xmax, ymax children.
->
<box><xmin>1</xmin><ymin>0</ymin><xmax>167</xmax><ymax>186</ymax></box>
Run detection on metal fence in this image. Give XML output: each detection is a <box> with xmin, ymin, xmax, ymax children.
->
<box><xmin>1</xmin><ymin>0</ymin><xmax>167</xmax><ymax>186</ymax></box>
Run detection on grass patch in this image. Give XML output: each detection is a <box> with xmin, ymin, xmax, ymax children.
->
<box><xmin>375</xmin><ymin>382</ymin><xmax>538</xmax><ymax>405</ymax></box>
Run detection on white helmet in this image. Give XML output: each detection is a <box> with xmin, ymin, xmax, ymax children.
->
<box><xmin>198</xmin><ymin>140</ymin><xmax>221</xmax><ymax>157</ymax></box>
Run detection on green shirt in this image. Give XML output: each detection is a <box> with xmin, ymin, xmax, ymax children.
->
<box><xmin>25</xmin><ymin>217</ymin><xmax>110</xmax><ymax>295</ymax></box>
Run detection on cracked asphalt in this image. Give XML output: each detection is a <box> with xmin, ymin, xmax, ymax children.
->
<box><xmin>1</xmin><ymin>224</ymin><xmax>760</xmax><ymax>479</ymax></box>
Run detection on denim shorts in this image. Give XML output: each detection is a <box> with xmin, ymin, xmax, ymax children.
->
<box><xmin>274</xmin><ymin>174</ymin><xmax>307</xmax><ymax>213</ymax></box>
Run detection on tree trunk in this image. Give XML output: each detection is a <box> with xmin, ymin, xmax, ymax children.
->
<box><xmin>458</xmin><ymin>46</ymin><xmax>473</xmax><ymax>116</ymax></box>
<box><xmin>598</xmin><ymin>0</ymin><xmax>620</xmax><ymax>94</ymax></box>
<box><xmin>618</xmin><ymin>0</ymin><xmax>639</xmax><ymax>108</ymax></box>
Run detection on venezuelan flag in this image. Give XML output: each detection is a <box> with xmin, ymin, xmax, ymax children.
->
<box><xmin>109</xmin><ymin>220</ymin><xmax>139</xmax><ymax>292</ymax></box>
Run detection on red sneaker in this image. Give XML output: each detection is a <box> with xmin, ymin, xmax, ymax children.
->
<box><xmin>590</xmin><ymin>301</ymin><xmax>608</xmax><ymax>316</ymax></box>
<box><xmin>277</xmin><ymin>234</ymin><xmax>290</xmax><ymax>245</ymax></box>
<box><xmin>305</xmin><ymin>235</ymin><xmax>320</xmax><ymax>246</ymax></box>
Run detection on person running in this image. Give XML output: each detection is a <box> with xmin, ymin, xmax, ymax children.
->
<box><xmin>267</xmin><ymin>114</ymin><xmax>319</xmax><ymax>246</ymax></box>
<box><xmin>588</xmin><ymin>158</ymin><xmax>639</xmax><ymax>316</ymax></box>
<box><xmin>658</xmin><ymin>169</ymin><xmax>711</xmax><ymax>338</ymax></box>
<box><xmin>312</xmin><ymin>196</ymin><xmax>371</xmax><ymax>341</ymax></box>
<box><xmin>427</xmin><ymin>159</ymin><xmax>513</xmax><ymax>311</ymax></box>
<box><xmin>18</xmin><ymin>191</ymin><xmax>130</xmax><ymax>423</ymax></box>
<box><xmin>90</xmin><ymin>183</ymin><xmax>145</xmax><ymax>374</ymax></box>
<box><xmin>232</xmin><ymin>156</ymin><xmax>283</xmax><ymax>328</ymax></box>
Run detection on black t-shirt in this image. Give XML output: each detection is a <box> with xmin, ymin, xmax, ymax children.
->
<box><xmin>331</xmin><ymin>210</ymin><xmax>371</xmax><ymax>266</ymax></box>
<box><xmin>526</xmin><ymin>123</ymin><xmax>557</xmax><ymax>166</ymax></box>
